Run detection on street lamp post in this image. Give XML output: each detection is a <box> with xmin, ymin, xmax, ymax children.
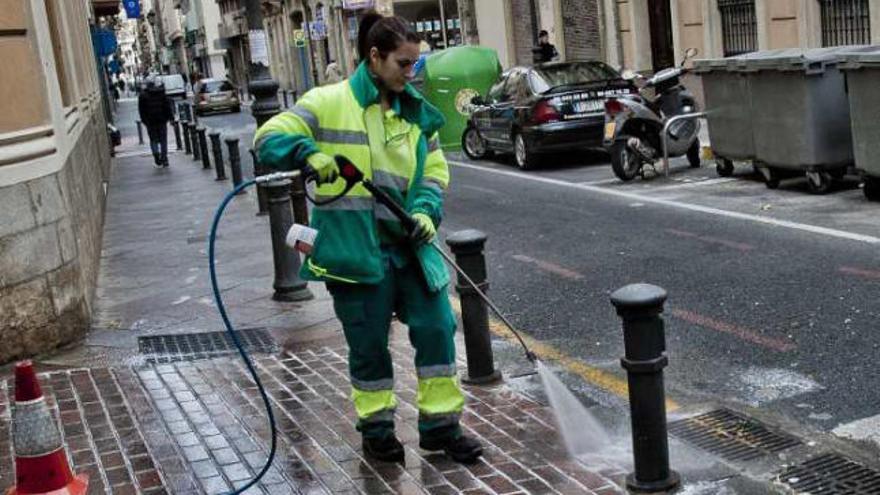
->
<box><xmin>243</xmin><ymin>0</ymin><xmax>313</xmax><ymax>302</ymax></box>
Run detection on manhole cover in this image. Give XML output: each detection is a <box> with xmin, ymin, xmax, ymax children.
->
<box><xmin>669</xmin><ymin>408</ymin><xmax>802</xmax><ymax>462</ymax></box>
<box><xmin>778</xmin><ymin>453</ymin><xmax>880</xmax><ymax>494</ymax></box>
<box><xmin>138</xmin><ymin>328</ymin><xmax>277</xmax><ymax>363</ymax></box>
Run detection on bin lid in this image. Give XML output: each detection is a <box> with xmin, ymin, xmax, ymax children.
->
<box><xmin>837</xmin><ymin>45</ymin><xmax>880</xmax><ymax>69</ymax></box>
<box><xmin>735</xmin><ymin>47</ymin><xmax>842</xmax><ymax>74</ymax></box>
<box><xmin>693</xmin><ymin>57</ymin><xmax>744</xmax><ymax>73</ymax></box>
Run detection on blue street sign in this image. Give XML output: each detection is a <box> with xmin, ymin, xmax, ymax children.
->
<box><xmin>123</xmin><ymin>0</ymin><xmax>140</xmax><ymax>19</ymax></box>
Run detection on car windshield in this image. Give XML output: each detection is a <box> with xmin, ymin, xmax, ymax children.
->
<box><xmin>530</xmin><ymin>62</ymin><xmax>620</xmax><ymax>93</ymax></box>
<box><xmin>200</xmin><ymin>81</ymin><xmax>233</xmax><ymax>93</ymax></box>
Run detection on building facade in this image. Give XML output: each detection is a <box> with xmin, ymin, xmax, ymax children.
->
<box><xmin>0</xmin><ymin>0</ymin><xmax>114</xmax><ymax>363</ymax></box>
<box><xmin>604</xmin><ymin>0</ymin><xmax>880</xmax><ymax>73</ymax></box>
<box><xmin>181</xmin><ymin>0</ymin><xmax>227</xmax><ymax>80</ymax></box>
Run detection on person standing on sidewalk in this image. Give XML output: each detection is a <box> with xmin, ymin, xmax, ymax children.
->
<box><xmin>137</xmin><ymin>77</ymin><xmax>173</xmax><ymax>168</ymax></box>
<box><xmin>253</xmin><ymin>11</ymin><xmax>482</xmax><ymax>465</ymax></box>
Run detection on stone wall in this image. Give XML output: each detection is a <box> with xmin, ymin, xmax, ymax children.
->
<box><xmin>511</xmin><ymin>0</ymin><xmax>538</xmax><ymax>66</ymax></box>
<box><xmin>0</xmin><ymin>111</ymin><xmax>111</xmax><ymax>363</ymax></box>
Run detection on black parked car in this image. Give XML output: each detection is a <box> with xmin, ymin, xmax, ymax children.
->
<box><xmin>462</xmin><ymin>61</ymin><xmax>633</xmax><ymax>169</ymax></box>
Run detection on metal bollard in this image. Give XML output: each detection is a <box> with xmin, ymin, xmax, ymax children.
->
<box><xmin>225</xmin><ymin>137</ymin><xmax>246</xmax><ymax>195</ymax></box>
<box><xmin>182</xmin><ymin>120</ymin><xmax>192</xmax><ymax>155</ymax></box>
<box><xmin>197</xmin><ymin>127</ymin><xmax>211</xmax><ymax>170</ymax></box>
<box><xmin>265</xmin><ymin>179</ymin><xmax>314</xmax><ymax>302</ymax></box>
<box><xmin>172</xmin><ymin>120</ymin><xmax>183</xmax><ymax>151</ymax></box>
<box><xmin>610</xmin><ymin>283</ymin><xmax>679</xmax><ymax>493</ymax></box>
<box><xmin>136</xmin><ymin>120</ymin><xmax>144</xmax><ymax>144</ymax></box>
<box><xmin>289</xmin><ymin>174</ymin><xmax>309</xmax><ymax>225</ymax></box>
<box><xmin>210</xmin><ymin>132</ymin><xmax>227</xmax><ymax>181</ymax></box>
<box><xmin>282</xmin><ymin>90</ymin><xmax>289</xmax><ymax>108</ymax></box>
<box><xmin>445</xmin><ymin>230</ymin><xmax>502</xmax><ymax>385</ymax></box>
<box><xmin>190</xmin><ymin>124</ymin><xmax>201</xmax><ymax>161</ymax></box>
<box><xmin>249</xmin><ymin>148</ymin><xmax>269</xmax><ymax>216</ymax></box>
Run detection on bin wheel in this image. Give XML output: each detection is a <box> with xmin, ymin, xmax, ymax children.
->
<box><xmin>759</xmin><ymin>166</ymin><xmax>780</xmax><ymax>189</ymax></box>
<box><xmin>716</xmin><ymin>158</ymin><xmax>735</xmax><ymax>177</ymax></box>
<box><xmin>806</xmin><ymin>171</ymin><xmax>833</xmax><ymax>195</ymax></box>
<box><xmin>687</xmin><ymin>139</ymin><xmax>702</xmax><ymax>168</ymax></box>
<box><xmin>462</xmin><ymin>126</ymin><xmax>492</xmax><ymax>160</ymax></box>
<box><xmin>864</xmin><ymin>177</ymin><xmax>880</xmax><ymax>201</ymax></box>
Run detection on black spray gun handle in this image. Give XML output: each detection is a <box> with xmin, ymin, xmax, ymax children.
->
<box><xmin>331</xmin><ymin>155</ymin><xmax>419</xmax><ymax>235</ymax></box>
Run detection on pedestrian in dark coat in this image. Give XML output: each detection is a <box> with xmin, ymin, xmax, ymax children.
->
<box><xmin>138</xmin><ymin>78</ymin><xmax>174</xmax><ymax>167</ymax></box>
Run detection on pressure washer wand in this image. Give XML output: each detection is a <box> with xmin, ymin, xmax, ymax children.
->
<box><xmin>331</xmin><ymin>156</ymin><xmax>536</xmax><ymax>363</ymax></box>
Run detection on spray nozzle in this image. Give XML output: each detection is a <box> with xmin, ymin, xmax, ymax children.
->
<box><xmin>255</xmin><ymin>170</ymin><xmax>301</xmax><ymax>184</ymax></box>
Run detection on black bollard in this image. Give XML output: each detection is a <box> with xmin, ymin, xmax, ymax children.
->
<box><xmin>445</xmin><ymin>230</ymin><xmax>502</xmax><ymax>385</ymax></box>
<box><xmin>265</xmin><ymin>179</ymin><xmax>314</xmax><ymax>302</ymax></box>
<box><xmin>282</xmin><ymin>90</ymin><xmax>289</xmax><ymax>108</ymax></box>
<box><xmin>182</xmin><ymin>120</ymin><xmax>192</xmax><ymax>155</ymax></box>
<box><xmin>289</xmin><ymin>174</ymin><xmax>309</xmax><ymax>226</ymax></box>
<box><xmin>172</xmin><ymin>120</ymin><xmax>183</xmax><ymax>151</ymax></box>
<box><xmin>610</xmin><ymin>283</ymin><xmax>679</xmax><ymax>493</ymax></box>
<box><xmin>136</xmin><ymin>120</ymin><xmax>144</xmax><ymax>144</ymax></box>
<box><xmin>210</xmin><ymin>132</ymin><xmax>227</xmax><ymax>181</ymax></box>
<box><xmin>197</xmin><ymin>127</ymin><xmax>211</xmax><ymax>170</ymax></box>
<box><xmin>225</xmin><ymin>137</ymin><xmax>246</xmax><ymax>195</ymax></box>
<box><xmin>190</xmin><ymin>123</ymin><xmax>201</xmax><ymax>161</ymax></box>
<box><xmin>250</xmin><ymin>148</ymin><xmax>269</xmax><ymax>216</ymax></box>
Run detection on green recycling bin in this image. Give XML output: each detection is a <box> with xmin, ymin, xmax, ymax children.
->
<box><xmin>421</xmin><ymin>46</ymin><xmax>502</xmax><ymax>152</ymax></box>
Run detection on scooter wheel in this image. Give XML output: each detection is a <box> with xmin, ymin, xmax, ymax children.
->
<box><xmin>610</xmin><ymin>141</ymin><xmax>640</xmax><ymax>181</ymax></box>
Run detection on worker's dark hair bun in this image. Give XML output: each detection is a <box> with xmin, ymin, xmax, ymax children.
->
<box><xmin>357</xmin><ymin>11</ymin><xmax>420</xmax><ymax>63</ymax></box>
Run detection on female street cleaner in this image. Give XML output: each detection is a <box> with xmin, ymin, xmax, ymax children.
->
<box><xmin>253</xmin><ymin>12</ymin><xmax>483</xmax><ymax>464</ymax></box>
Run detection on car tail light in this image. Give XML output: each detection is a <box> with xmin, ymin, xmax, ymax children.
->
<box><xmin>605</xmin><ymin>98</ymin><xmax>624</xmax><ymax>116</ymax></box>
<box><xmin>532</xmin><ymin>100</ymin><xmax>560</xmax><ymax>124</ymax></box>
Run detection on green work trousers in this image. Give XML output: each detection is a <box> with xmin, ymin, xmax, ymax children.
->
<box><xmin>327</xmin><ymin>253</ymin><xmax>464</xmax><ymax>442</ymax></box>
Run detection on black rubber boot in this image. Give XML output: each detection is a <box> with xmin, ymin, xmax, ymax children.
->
<box><xmin>363</xmin><ymin>435</ymin><xmax>405</xmax><ymax>463</ymax></box>
<box><xmin>420</xmin><ymin>434</ymin><xmax>483</xmax><ymax>464</ymax></box>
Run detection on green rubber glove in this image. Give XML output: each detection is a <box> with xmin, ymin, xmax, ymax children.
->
<box><xmin>306</xmin><ymin>153</ymin><xmax>339</xmax><ymax>184</ymax></box>
<box><xmin>410</xmin><ymin>213</ymin><xmax>436</xmax><ymax>245</ymax></box>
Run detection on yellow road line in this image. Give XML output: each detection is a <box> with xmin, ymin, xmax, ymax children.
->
<box><xmin>450</xmin><ymin>297</ymin><xmax>679</xmax><ymax>412</ymax></box>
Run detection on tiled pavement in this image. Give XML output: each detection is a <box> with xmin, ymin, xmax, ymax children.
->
<box><xmin>1</xmin><ymin>336</ymin><xmax>626</xmax><ymax>494</ymax></box>
<box><xmin>0</xmin><ymin>100</ymin><xmax>627</xmax><ymax>494</ymax></box>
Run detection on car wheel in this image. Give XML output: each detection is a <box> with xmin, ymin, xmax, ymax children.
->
<box><xmin>610</xmin><ymin>141</ymin><xmax>640</xmax><ymax>181</ymax></box>
<box><xmin>462</xmin><ymin>126</ymin><xmax>491</xmax><ymax>160</ymax></box>
<box><xmin>514</xmin><ymin>132</ymin><xmax>537</xmax><ymax>170</ymax></box>
<box><xmin>687</xmin><ymin>139</ymin><xmax>701</xmax><ymax>168</ymax></box>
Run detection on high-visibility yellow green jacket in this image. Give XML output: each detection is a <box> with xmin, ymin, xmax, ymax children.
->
<box><xmin>253</xmin><ymin>62</ymin><xmax>450</xmax><ymax>292</ymax></box>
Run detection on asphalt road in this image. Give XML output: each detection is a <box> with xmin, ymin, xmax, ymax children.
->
<box><xmin>187</xmin><ymin>106</ymin><xmax>880</xmax><ymax>456</ymax></box>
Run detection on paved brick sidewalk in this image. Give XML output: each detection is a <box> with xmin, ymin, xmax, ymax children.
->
<box><xmin>0</xmin><ymin>101</ymin><xmax>627</xmax><ymax>494</ymax></box>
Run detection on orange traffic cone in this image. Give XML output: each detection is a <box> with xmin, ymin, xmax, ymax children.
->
<box><xmin>5</xmin><ymin>361</ymin><xmax>88</xmax><ymax>495</ymax></box>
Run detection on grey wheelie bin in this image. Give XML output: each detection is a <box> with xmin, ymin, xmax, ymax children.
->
<box><xmin>839</xmin><ymin>46</ymin><xmax>880</xmax><ymax>201</ymax></box>
<box><xmin>742</xmin><ymin>47</ymin><xmax>854</xmax><ymax>193</ymax></box>
<box><xmin>693</xmin><ymin>56</ymin><xmax>753</xmax><ymax>177</ymax></box>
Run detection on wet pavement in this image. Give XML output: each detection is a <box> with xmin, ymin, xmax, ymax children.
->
<box><xmin>0</xmin><ymin>100</ymin><xmax>630</xmax><ymax>494</ymax></box>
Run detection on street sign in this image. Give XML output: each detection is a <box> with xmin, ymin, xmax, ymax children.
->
<box><xmin>123</xmin><ymin>0</ymin><xmax>140</xmax><ymax>19</ymax></box>
<box><xmin>293</xmin><ymin>29</ymin><xmax>306</xmax><ymax>48</ymax></box>
<box><xmin>342</xmin><ymin>0</ymin><xmax>374</xmax><ymax>10</ymax></box>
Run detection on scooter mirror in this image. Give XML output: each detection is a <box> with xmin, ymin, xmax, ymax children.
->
<box><xmin>682</xmin><ymin>47</ymin><xmax>698</xmax><ymax>64</ymax></box>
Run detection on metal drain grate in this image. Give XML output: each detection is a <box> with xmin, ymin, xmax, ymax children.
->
<box><xmin>138</xmin><ymin>328</ymin><xmax>277</xmax><ymax>363</ymax></box>
<box><xmin>778</xmin><ymin>453</ymin><xmax>880</xmax><ymax>494</ymax></box>
<box><xmin>668</xmin><ymin>408</ymin><xmax>802</xmax><ymax>462</ymax></box>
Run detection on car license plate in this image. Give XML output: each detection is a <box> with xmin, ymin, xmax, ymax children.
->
<box><xmin>574</xmin><ymin>100</ymin><xmax>603</xmax><ymax>113</ymax></box>
<box><xmin>604</xmin><ymin>122</ymin><xmax>616</xmax><ymax>140</ymax></box>
<box><xmin>211</xmin><ymin>95</ymin><xmax>224</xmax><ymax>101</ymax></box>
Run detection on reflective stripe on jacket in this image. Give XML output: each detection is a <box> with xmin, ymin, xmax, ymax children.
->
<box><xmin>253</xmin><ymin>62</ymin><xmax>450</xmax><ymax>291</ymax></box>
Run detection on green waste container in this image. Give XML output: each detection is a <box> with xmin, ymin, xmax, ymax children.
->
<box><xmin>421</xmin><ymin>46</ymin><xmax>502</xmax><ymax>152</ymax></box>
<box><xmin>839</xmin><ymin>46</ymin><xmax>880</xmax><ymax>200</ymax></box>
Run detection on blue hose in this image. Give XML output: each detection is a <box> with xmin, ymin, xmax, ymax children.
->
<box><xmin>208</xmin><ymin>179</ymin><xmax>277</xmax><ymax>495</ymax></box>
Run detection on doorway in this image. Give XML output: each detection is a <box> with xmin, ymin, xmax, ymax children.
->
<box><xmin>648</xmin><ymin>0</ymin><xmax>674</xmax><ymax>72</ymax></box>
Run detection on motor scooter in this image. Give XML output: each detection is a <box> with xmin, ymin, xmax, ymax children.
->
<box><xmin>603</xmin><ymin>48</ymin><xmax>702</xmax><ymax>181</ymax></box>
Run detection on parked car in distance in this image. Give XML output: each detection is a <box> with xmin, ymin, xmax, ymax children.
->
<box><xmin>462</xmin><ymin>61</ymin><xmax>633</xmax><ymax>170</ymax></box>
<box><xmin>158</xmin><ymin>74</ymin><xmax>186</xmax><ymax>99</ymax></box>
<box><xmin>194</xmin><ymin>78</ymin><xmax>240</xmax><ymax>115</ymax></box>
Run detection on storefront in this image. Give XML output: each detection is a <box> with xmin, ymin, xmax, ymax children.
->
<box><xmin>392</xmin><ymin>0</ymin><xmax>461</xmax><ymax>51</ymax></box>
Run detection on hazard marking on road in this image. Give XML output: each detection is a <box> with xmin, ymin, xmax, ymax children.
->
<box><xmin>670</xmin><ymin>308</ymin><xmax>796</xmax><ymax>352</ymax></box>
<box><xmin>511</xmin><ymin>254</ymin><xmax>585</xmax><ymax>281</ymax></box>
<box><xmin>666</xmin><ymin>228</ymin><xmax>755</xmax><ymax>252</ymax></box>
<box><xmin>839</xmin><ymin>266</ymin><xmax>880</xmax><ymax>280</ymax></box>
